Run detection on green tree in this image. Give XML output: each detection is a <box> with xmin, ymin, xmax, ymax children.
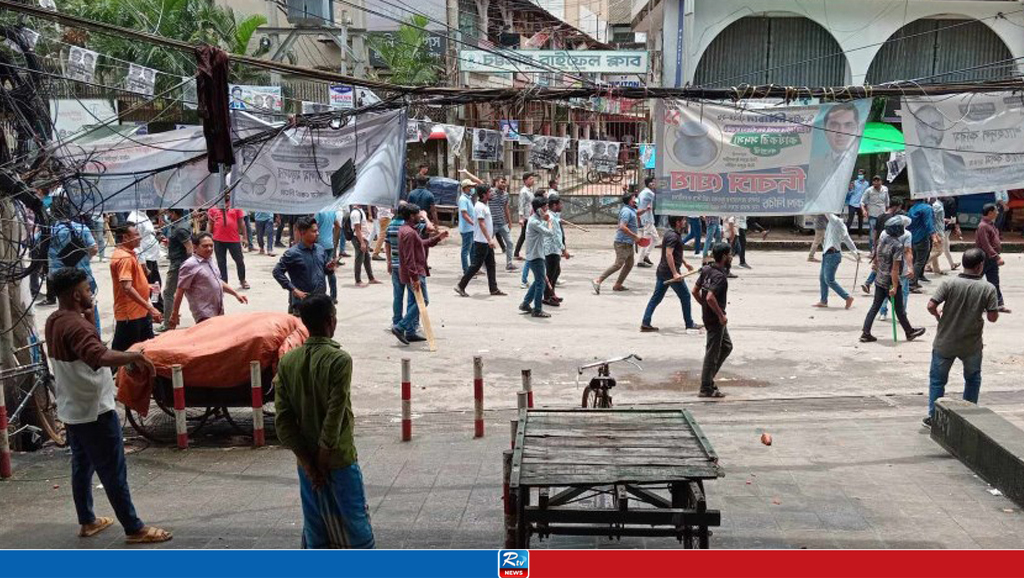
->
<box><xmin>369</xmin><ymin>15</ymin><xmax>441</xmax><ymax>85</ymax></box>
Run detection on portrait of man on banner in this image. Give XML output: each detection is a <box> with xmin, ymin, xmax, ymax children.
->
<box><xmin>803</xmin><ymin>102</ymin><xmax>865</xmax><ymax>214</ymax></box>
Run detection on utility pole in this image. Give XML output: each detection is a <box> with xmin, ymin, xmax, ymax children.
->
<box><xmin>447</xmin><ymin>0</ymin><xmax>461</xmax><ymax>178</ymax></box>
<box><xmin>339</xmin><ymin>9</ymin><xmax>348</xmax><ymax>75</ymax></box>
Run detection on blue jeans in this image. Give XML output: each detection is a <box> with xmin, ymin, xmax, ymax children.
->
<box><xmin>67</xmin><ymin>410</ymin><xmax>144</xmax><ymax>534</ymax></box>
<box><xmin>522</xmin><ymin>258</ymin><xmax>546</xmax><ymax>312</ymax></box>
<box><xmin>682</xmin><ymin>217</ymin><xmax>703</xmax><ymax>254</ymax></box>
<box><xmin>396</xmin><ymin>276</ymin><xmax>427</xmax><ymax>335</ymax></box>
<box><xmin>390</xmin><ymin>269</ymin><xmax>406</xmax><ymax>326</ymax></box>
<box><xmin>460</xmin><ymin>232</ymin><xmax>474</xmax><ymax>273</ymax></box>
<box><xmin>928</xmin><ymin>349</ymin><xmax>982</xmax><ymax>417</ymax></box>
<box><xmin>255</xmin><ymin>219</ymin><xmax>275</xmax><ymax>252</ymax></box>
<box><xmin>702</xmin><ymin>223</ymin><xmax>722</xmax><ymax>258</ymax></box>
<box><xmin>819</xmin><ymin>250</ymin><xmax>848</xmax><ymax>304</ymax></box>
<box><xmin>642</xmin><ymin>272</ymin><xmax>695</xmax><ymax>327</ymax></box>
<box><xmin>521</xmin><ymin>255</ymin><xmax>532</xmax><ymax>285</ymax></box>
<box><xmin>298</xmin><ymin>463</ymin><xmax>375</xmax><ymax>549</ymax></box>
<box><xmin>867</xmin><ymin>216</ymin><xmax>878</xmax><ymax>251</ymax></box>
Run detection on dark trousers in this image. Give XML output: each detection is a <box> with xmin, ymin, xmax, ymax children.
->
<box><xmin>984</xmin><ymin>257</ymin><xmax>1004</xmax><ymax>306</ymax></box>
<box><xmin>682</xmin><ymin>217</ymin><xmax>703</xmax><ymax>255</ymax></box>
<box><xmin>846</xmin><ymin>206</ymin><xmax>864</xmax><ymax>234</ymax></box>
<box><xmin>353</xmin><ymin>241</ymin><xmax>374</xmax><ymax>283</ymax></box>
<box><xmin>911</xmin><ymin>238</ymin><xmax>931</xmax><ymax>284</ymax></box>
<box><xmin>700</xmin><ymin>325</ymin><xmax>732</xmax><ymax>391</ymax></box>
<box><xmin>111</xmin><ymin>316</ymin><xmax>154</xmax><ymax>352</ymax></box>
<box><xmin>544</xmin><ymin>253</ymin><xmax>561</xmax><ymax>300</ymax></box>
<box><xmin>514</xmin><ymin>223</ymin><xmax>527</xmax><ymax>257</ymax></box>
<box><xmin>732</xmin><ymin>229</ymin><xmax>747</xmax><ymax>265</ymax></box>
<box><xmin>495</xmin><ymin>229</ymin><xmax>507</xmax><ymax>253</ymax></box>
<box><xmin>276</xmin><ymin>215</ymin><xmax>297</xmax><ymax>246</ymax></box>
<box><xmin>459</xmin><ymin>242</ymin><xmax>498</xmax><ymax>293</ymax></box>
<box><xmin>144</xmin><ymin>259</ymin><xmax>163</xmax><ymax>313</ymax></box>
<box><xmin>255</xmin><ymin>220</ymin><xmax>274</xmax><ymax>251</ymax></box>
<box><xmin>862</xmin><ymin>284</ymin><xmax>914</xmax><ymax>337</ymax></box>
<box><xmin>67</xmin><ymin>410</ymin><xmax>144</xmax><ymax>534</ymax></box>
<box><xmin>214</xmin><ymin>240</ymin><xmax>246</xmax><ymax>284</ymax></box>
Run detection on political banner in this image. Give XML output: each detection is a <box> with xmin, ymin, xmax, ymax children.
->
<box><xmin>472</xmin><ymin>128</ymin><xmax>503</xmax><ymax>162</ymax></box>
<box><xmin>66</xmin><ymin>46</ymin><xmax>97</xmax><ymax>84</ymax></box>
<box><xmin>125</xmin><ymin>63</ymin><xmax>156</xmax><ymax>96</ymax></box>
<box><xmin>329</xmin><ymin>85</ymin><xmax>354</xmax><ymax>109</ymax></box>
<box><xmin>577</xmin><ymin>139</ymin><xmax>620</xmax><ymax>172</ymax></box>
<box><xmin>440</xmin><ymin>124</ymin><xmax>466</xmax><ymax>156</ymax></box>
<box><xmin>301</xmin><ymin>101</ymin><xmax>331</xmax><ymax>115</ymax></box>
<box><xmin>901</xmin><ymin>92</ymin><xmax>1024</xmax><ymax>198</ymax></box>
<box><xmin>886</xmin><ymin>151</ymin><xmax>906</xmax><ymax>183</ymax></box>
<box><xmin>48</xmin><ymin>98</ymin><xmax>117</xmax><ymax>141</ymax></box>
<box><xmin>4</xmin><ymin>28</ymin><xmax>39</xmax><ymax>53</ymax></box>
<box><xmin>639</xmin><ymin>144</ymin><xmax>656</xmax><ymax>169</ymax></box>
<box><xmin>654</xmin><ymin>99</ymin><xmax>871</xmax><ymax>216</ymax></box>
<box><xmin>499</xmin><ymin>120</ymin><xmax>520</xmax><ymax>142</ymax></box>
<box><xmin>526</xmin><ymin>135</ymin><xmax>568</xmax><ymax>169</ymax></box>
<box><xmin>228</xmin><ymin>85</ymin><xmax>282</xmax><ymax>112</ymax></box>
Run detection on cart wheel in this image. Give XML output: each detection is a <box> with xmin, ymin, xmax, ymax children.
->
<box><xmin>33</xmin><ymin>375</ymin><xmax>66</xmax><ymax>447</ymax></box>
<box><xmin>582</xmin><ymin>387</ymin><xmax>599</xmax><ymax>408</ymax></box>
<box><xmin>124</xmin><ymin>403</ymin><xmax>215</xmax><ymax>444</ymax></box>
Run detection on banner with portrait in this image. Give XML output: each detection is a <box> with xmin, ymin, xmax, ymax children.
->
<box><xmin>527</xmin><ymin>135</ymin><xmax>568</xmax><ymax>169</ymax></box>
<box><xmin>902</xmin><ymin>92</ymin><xmax>1024</xmax><ymax>198</ymax></box>
<box><xmin>654</xmin><ymin>99</ymin><xmax>872</xmax><ymax>216</ymax></box>
<box><xmin>440</xmin><ymin>124</ymin><xmax>466</xmax><ymax>156</ymax></box>
<box><xmin>125</xmin><ymin>63</ymin><xmax>156</xmax><ymax>96</ymax></box>
<box><xmin>472</xmin><ymin>128</ymin><xmax>503</xmax><ymax>162</ymax></box>
<box><xmin>66</xmin><ymin>46</ymin><xmax>98</xmax><ymax>84</ymax></box>
<box><xmin>577</xmin><ymin>139</ymin><xmax>620</xmax><ymax>172</ymax></box>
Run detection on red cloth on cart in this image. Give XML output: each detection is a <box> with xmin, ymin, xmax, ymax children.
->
<box><xmin>116</xmin><ymin>312</ymin><xmax>308</xmax><ymax>416</ymax></box>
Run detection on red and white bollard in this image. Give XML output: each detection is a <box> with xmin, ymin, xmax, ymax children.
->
<box><xmin>521</xmin><ymin>369</ymin><xmax>533</xmax><ymax>408</ymax></box>
<box><xmin>401</xmin><ymin>358</ymin><xmax>411</xmax><ymax>442</ymax></box>
<box><xmin>250</xmin><ymin>361</ymin><xmax>265</xmax><ymax>447</ymax></box>
<box><xmin>473</xmin><ymin>356</ymin><xmax>484</xmax><ymax>438</ymax></box>
<box><xmin>517</xmin><ymin>391</ymin><xmax>529</xmax><ymax>413</ymax></box>
<box><xmin>171</xmin><ymin>364</ymin><xmax>188</xmax><ymax>450</ymax></box>
<box><xmin>510</xmin><ymin>419</ymin><xmax>518</xmax><ymax>449</ymax></box>
<box><xmin>0</xmin><ymin>380</ymin><xmax>11</xmax><ymax>479</ymax></box>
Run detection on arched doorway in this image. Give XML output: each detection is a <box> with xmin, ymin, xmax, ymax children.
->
<box><xmin>693</xmin><ymin>16</ymin><xmax>846</xmax><ymax>87</ymax></box>
<box><xmin>865</xmin><ymin>17</ymin><xmax>1013</xmax><ymax>83</ymax></box>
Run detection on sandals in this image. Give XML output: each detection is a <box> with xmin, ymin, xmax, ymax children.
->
<box><xmin>240</xmin><ymin>281</ymin><xmax>251</xmax><ymax>290</ymax></box>
<box><xmin>125</xmin><ymin>526</ymin><xmax>173</xmax><ymax>544</ymax></box>
<box><xmin>79</xmin><ymin>517</ymin><xmax>114</xmax><ymax>538</ymax></box>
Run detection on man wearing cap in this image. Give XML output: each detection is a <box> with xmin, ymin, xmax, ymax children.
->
<box><xmin>636</xmin><ymin>177</ymin><xmax>659</xmax><ymax>268</ymax></box>
<box><xmin>457</xmin><ymin>179</ymin><xmax>476</xmax><ymax>274</ymax></box>
<box><xmin>592</xmin><ymin>192</ymin><xmax>641</xmax><ymax>294</ymax></box>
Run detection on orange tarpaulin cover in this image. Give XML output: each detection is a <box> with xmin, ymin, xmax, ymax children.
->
<box><xmin>116</xmin><ymin>312</ymin><xmax>308</xmax><ymax>416</ymax></box>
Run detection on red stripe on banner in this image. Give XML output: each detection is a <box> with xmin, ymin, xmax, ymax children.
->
<box><xmin>173</xmin><ymin>386</ymin><xmax>185</xmax><ymax>410</ymax></box>
<box><xmin>529</xmin><ymin>551</ymin><xmax>1024</xmax><ymax>578</ymax></box>
<box><xmin>402</xmin><ymin>381</ymin><xmax>411</xmax><ymax>400</ymax></box>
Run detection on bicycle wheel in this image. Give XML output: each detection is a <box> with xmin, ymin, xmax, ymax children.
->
<box><xmin>586</xmin><ymin>169</ymin><xmax>602</xmax><ymax>184</ymax></box>
<box><xmin>610</xmin><ymin>169</ymin><xmax>624</xmax><ymax>184</ymax></box>
<box><xmin>32</xmin><ymin>375</ymin><xmax>66</xmax><ymax>447</ymax></box>
<box><xmin>582</xmin><ymin>387</ymin><xmax>600</xmax><ymax>408</ymax></box>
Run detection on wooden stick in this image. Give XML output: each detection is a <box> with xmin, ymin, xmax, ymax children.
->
<box><xmin>561</xmin><ymin>219</ymin><xmax>590</xmax><ymax>233</ymax></box>
<box><xmin>412</xmin><ymin>285</ymin><xmax>437</xmax><ymax>352</ymax></box>
<box><xmin>663</xmin><ymin>268</ymin><xmax>702</xmax><ymax>285</ymax></box>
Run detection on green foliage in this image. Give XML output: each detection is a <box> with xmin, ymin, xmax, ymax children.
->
<box><xmin>368</xmin><ymin>15</ymin><xmax>441</xmax><ymax>86</ymax></box>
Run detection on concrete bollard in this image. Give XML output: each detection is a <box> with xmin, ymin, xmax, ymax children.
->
<box><xmin>401</xmin><ymin>358</ymin><xmax>411</xmax><ymax>442</ymax></box>
<box><xmin>503</xmin><ymin>449</ymin><xmax>515</xmax><ymax>548</ymax></box>
<box><xmin>521</xmin><ymin>369</ymin><xmax>533</xmax><ymax>408</ymax></box>
<box><xmin>250</xmin><ymin>361</ymin><xmax>265</xmax><ymax>447</ymax></box>
<box><xmin>0</xmin><ymin>380</ymin><xmax>10</xmax><ymax>478</ymax></box>
<box><xmin>473</xmin><ymin>356</ymin><xmax>484</xmax><ymax>438</ymax></box>
<box><xmin>172</xmin><ymin>365</ymin><xmax>187</xmax><ymax>450</ymax></box>
<box><xmin>517</xmin><ymin>391</ymin><xmax>529</xmax><ymax>412</ymax></box>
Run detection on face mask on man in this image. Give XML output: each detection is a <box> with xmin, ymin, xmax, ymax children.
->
<box><xmin>857</xmin><ymin>173</ymin><xmax>865</xmax><ymax>181</ymax></box>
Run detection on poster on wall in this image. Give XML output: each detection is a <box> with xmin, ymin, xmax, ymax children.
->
<box><xmin>577</xmin><ymin>139</ymin><xmax>620</xmax><ymax>172</ymax></box>
<box><xmin>526</xmin><ymin>135</ymin><xmax>568</xmax><ymax>169</ymax></box>
<box><xmin>653</xmin><ymin>99</ymin><xmax>871</xmax><ymax>216</ymax></box>
<box><xmin>66</xmin><ymin>46</ymin><xmax>97</xmax><ymax>84</ymax></box>
<box><xmin>125</xmin><ymin>63</ymin><xmax>156</xmax><ymax>96</ymax></box>
<box><xmin>472</xmin><ymin>129</ymin><xmax>503</xmax><ymax>162</ymax></box>
<box><xmin>902</xmin><ymin>92</ymin><xmax>1024</xmax><ymax>197</ymax></box>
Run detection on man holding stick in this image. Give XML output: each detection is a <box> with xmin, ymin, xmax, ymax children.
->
<box><xmin>393</xmin><ymin>204</ymin><xmax>448</xmax><ymax>345</ymax></box>
<box><xmin>641</xmin><ymin>216</ymin><xmax>701</xmax><ymax>332</ymax></box>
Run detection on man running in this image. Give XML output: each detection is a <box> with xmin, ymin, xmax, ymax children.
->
<box><xmin>693</xmin><ymin>242</ymin><xmax>732</xmax><ymax>398</ymax></box>
<box><xmin>923</xmin><ymin>248</ymin><xmax>1000</xmax><ymax>427</ymax></box>
<box><xmin>455</xmin><ymin>185</ymin><xmax>505</xmax><ymax>298</ymax></box>
<box><xmin>812</xmin><ymin>213</ymin><xmax>860</xmax><ymax>310</ymax></box>
<box><xmin>636</xmin><ymin>177</ymin><xmax>658</xmax><ymax>268</ymax></box>
<box><xmin>860</xmin><ymin>216</ymin><xmax>926</xmax><ymax>343</ymax></box>
<box><xmin>641</xmin><ymin>216</ymin><xmax>700</xmax><ymax>332</ymax></box>
<box><xmin>592</xmin><ymin>192</ymin><xmax>640</xmax><ymax>294</ymax></box>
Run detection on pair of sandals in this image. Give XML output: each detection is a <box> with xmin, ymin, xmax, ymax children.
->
<box><xmin>80</xmin><ymin>517</ymin><xmax>172</xmax><ymax>544</ymax></box>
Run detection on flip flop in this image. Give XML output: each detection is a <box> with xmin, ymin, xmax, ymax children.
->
<box><xmin>79</xmin><ymin>517</ymin><xmax>114</xmax><ymax>538</ymax></box>
<box><xmin>125</xmin><ymin>526</ymin><xmax>173</xmax><ymax>545</ymax></box>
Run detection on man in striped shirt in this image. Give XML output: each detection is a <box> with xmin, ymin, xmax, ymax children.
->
<box><xmin>488</xmin><ymin>176</ymin><xmax>516</xmax><ymax>271</ymax></box>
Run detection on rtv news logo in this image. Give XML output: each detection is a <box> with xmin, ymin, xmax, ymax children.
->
<box><xmin>498</xmin><ymin>549</ymin><xmax>529</xmax><ymax>578</ymax></box>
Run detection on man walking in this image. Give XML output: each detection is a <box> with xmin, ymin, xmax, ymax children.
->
<box><xmin>385</xmin><ymin>204</ymin><xmax>410</xmax><ymax>331</ymax></box>
<box><xmin>641</xmin><ymin>216</ymin><xmax>700</xmax><ymax>332</ymax></box>
<box><xmin>812</xmin><ymin>213</ymin><xmax>860</xmax><ymax>310</ymax></box>
<box><xmin>167</xmin><ymin>233</ymin><xmax>248</xmax><ymax>329</ymax></box>
<box><xmin>407</xmin><ymin>176</ymin><xmax>437</xmax><ymax>228</ymax></box>
<box><xmin>976</xmin><ymin>203</ymin><xmax>1011</xmax><ymax>313</ymax></box>
<box><xmin>206</xmin><ymin>193</ymin><xmax>249</xmax><ymax>290</ymax></box>
<box><xmin>846</xmin><ymin>169</ymin><xmax>869</xmax><ymax>234</ymax></box>
<box><xmin>457</xmin><ymin>179</ymin><xmax>476</xmax><ymax>273</ymax></box>
<box><xmin>514</xmin><ymin>173</ymin><xmax>538</xmax><ymax>260</ymax></box>
<box><xmin>923</xmin><ymin>248</ymin><xmax>1000</xmax><ymax>427</ymax></box>
<box><xmin>45</xmin><ymin>267</ymin><xmax>171</xmax><ymax>544</ymax></box>
<box><xmin>543</xmin><ymin>194</ymin><xmax>570</xmax><ymax>307</ymax></box>
<box><xmin>393</xmin><ymin>204</ymin><xmax>448</xmax><ymax>345</ymax></box>
<box><xmin>807</xmin><ymin>214</ymin><xmax>828</xmax><ymax>262</ymax></box>
<box><xmin>455</xmin><ymin>185</ymin><xmax>505</xmax><ymax>298</ymax></box>
<box><xmin>315</xmin><ymin>208</ymin><xmax>340</xmax><ymax>301</ymax></box>
<box><xmin>46</xmin><ymin>196</ymin><xmax>100</xmax><ymax>332</ymax></box>
<box><xmin>488</xmin><ymin>176</ymin><xmax>516</xmax><ymax>271</ymax></box>
<box><xmin>907</xmin><ymin>198</ymin><xmax>936</xmax><ymax>291</ymax></box>
<box><xmin>110</xmin><ymin>223</ymin><xmax>162</xmax><ymax>351</ymax></box>
<box><xmin>860</xmin><ymin>216</ymin><xmax>927</xmax><ymax>343</ymax></box>
<box><xmin>592</xmin><ymin>192</ymin><xmax>640</xmax><ymax>294</ymax></box>
<box><xmin>859</xmin><ymin>176</ymin><xmax>889</xmax><ymax>252</ymax></box>
<box><xmin>636</xmin><ymin>177</ymin><xmax>659</xmax><ymax>268</ymax></box>
<box><xmin>273</xmin><ymin>217</ymin><xmax>337</xmax><ymax>315</ymax></box>
<box><xmin>128</xmin><ymin>210</ymin><xmax>162</xmax><ymax>313</ymax></box>
<box><xmin>160</xmin><ymin>208</ymin><xmax>192</xmax><ymax>331</ymax></box>
<box><xmin>349</xmin><ymin>204</ymin><xmax>379</xmax><ymax>286</ymax></box>
<box><xmin>692</xmin><ymin>242</ymin><xmax>732</xmax><ymax>398</ymax></box>
<box><xmin>521</xmin><ymin>197</ymin><xmax>557</xmax><ymax>318</ymax></box>
<box><xmin>274</xmin><ymin>294</ymin><xmax>375</xmax><ymax>549</ymax></box>
<box><xmin>254</xmin><ymin>211</ymin><xmax>275</xmax><ymax>256</ymax></box>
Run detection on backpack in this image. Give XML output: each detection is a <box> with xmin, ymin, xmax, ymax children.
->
<box><xmin>55</xmin><ymin>222</ymin><xmax>90</xmax><ymax>268</ymax></box>
<box><xmin>342</xmin><ymin>210</ymin><xmax>358</xmax><ymax>241</ymax></box>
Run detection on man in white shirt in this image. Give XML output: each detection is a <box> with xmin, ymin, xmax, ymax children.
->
<box><xmin>859</xmin><ymin>176</ymin><xmax>890</xmax><ymax>252</ymax></box>
<box><xmin>813</xmin><ymin>213</ymin><xmax>861</xmax><ymax>309</ymax></box>
<box><xmin>128</xmin><ymin>210</ymin><xmax>163</xmax><ymax>312</ymax></box>
<box><xmin>636</xmin><ymin>177</ymin><xmax>659</xmax><ymax>267</ymax></box>
<box><xmin>455</xmin><ymin>185</ymin><xmax>505</xmax><ymax>297</ymax></box>
<box><xmin>349</xmin><ymin>205</ymin><xmax>379</xmax><ymax>286</ymax></box>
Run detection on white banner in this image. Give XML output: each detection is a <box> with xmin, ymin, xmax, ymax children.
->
<box><xmin>440</xmin><ymin>124</ymin><xmax>466</xmax><ymax>156</ymax></box>
<box><xmin>125</xmin><ymin>63</ymin><xmax>156</xmax><ymax>96</ymax></box>
<box><xmin>67</xmin><ymin>46</ymin><xmax>97</xmax><ymax>84</ymax></box>
<box><xmin>49</xmin><ymin>98</ymin><xmax>117</xmax><ymax>141</ymax></box>
<box><xmin>654</xmin><ymin>99</ymin><xmax>871</xmax><ymax>215</ymax></box>
<box><xmin>472</xmin><ymin>128</ymin><xmax>503</xmax><ymax>162</ymax></box>
<box><xmin>329</xmin><ymin>85</ymin><xmax>354</xmax><ymax>109</ymax></box>
<box><xmin>228</xmin><ymin>84</ymin><xmax>282</xmax><ymax>112</ymax></box>
<box><xmin>902</xmin><ymin>92</ymin><xmax>1024</xmax><ymax>198</ymax></box>
<box><xmin>577</xmin><ymin>139</ymin><xmax>620</xmax><ymax>171</ymax></box>
<box><xmin>527</xmin><ymin>136</ymin><xmax>568</xmax><ymax>169</ymax></box>
<box><xmin>459</xmin><ymin>50</ymin><xmax>648</xmax><ymax>74</ymax></box>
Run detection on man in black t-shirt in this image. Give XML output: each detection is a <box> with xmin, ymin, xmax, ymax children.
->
<box><xmin>161</xmin><ymin>208</ymin><xmax>193</xmax><ymax>331</ymax></box>
<box><xmin>641</xmin><ymin>216</ymin><xmax>700</xmax><ymax>332</ymax></box>
<box><xmin>692</xmin><ymin>242</ymin><xmax>732</xmax><ymax>398</ymax></box>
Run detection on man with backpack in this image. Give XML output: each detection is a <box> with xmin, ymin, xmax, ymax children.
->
<box><xmin>345</xmin><ymin>204</ymin><xmax>379</xmax><ymax>286</ymax></box>
<box><xmin>46</xmin><ymin>196</ymin><xmax>100</xmax><ymax>333</ymax></box>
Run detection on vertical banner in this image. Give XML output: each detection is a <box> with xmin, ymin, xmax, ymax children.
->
<box><xmin>125</xmin><ymin>63</ymin><xmax>156</xmax><ymax>96</ymax></box>
<box><xmin>526</xmin><ymin>135</ymin><xmax>568</xmax><ymax>169</ymax></box>
<box><xmin>66</xmin><ymin>46</ymin><xmax>97</xmax><ymax>83</ymax></box>
<box><xmin>472</xmin><ymin>128</ymin><xmax>503</xmax><ymax>162</ymax></box>
<box><xmin>902</xmin><ymin>92</ymin><xmax>1024</xmax><ymax>198</ymax></box>
<box><xmin>440</xmin><ymin>124</ymin><xmax>466</xmax><ymax>156</ymax></box>
<box><xmin>654</xmin><ymin>99</ymin><xmax>871</xmax><ymax>216</ymax></box>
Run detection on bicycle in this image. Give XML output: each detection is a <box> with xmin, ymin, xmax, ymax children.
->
<box><xmin>576</xmin><ymin>354</ymin><xmax>643</xmax><ymax>408</ymax></box>
<box><xmin>1</xmin><ymin>341</ymin><xmax>66</xmax><ymax>448</ymax></box>
<box><xmin>585</xmin><ymin>164</ymin><xmax>626</xmax><ymax>185</ymax></box>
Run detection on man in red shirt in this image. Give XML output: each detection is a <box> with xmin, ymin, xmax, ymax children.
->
<box><xmin>976</xmin><ymin>203</ymin><xmax>1010</xmax><ymax>313</ymax></box>
<box><xmin>206</xmin><ymin>191</ymin><xmax>249</xmax><ymax>290</ymax></box>
<box><xmin>393</xmin><ymin>203</ymin><xmax>447</xmax><ymax>345</ymax></box>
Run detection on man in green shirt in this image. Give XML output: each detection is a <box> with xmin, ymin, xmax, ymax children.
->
<box><xmin>274</xmin><ymin>294</ymin><xmax>375</xmax><ymax>548</ymax></box>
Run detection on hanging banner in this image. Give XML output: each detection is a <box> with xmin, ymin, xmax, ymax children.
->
<box><xmin>4</xmin><ymin>28</ymin><xmax>39</xmax><ymax>53</ymax></box>
<box><xmin>577</xmin><ymin>139</ymin><xmax>620</xmax><ymax>172</ymax></box>
<box><xmin>49</xmin><ymin>98</ymin><xmax>117</xmax><ymax>141</ymax></box>
<box><xmin>472</xmin><ymin>128</ymin><xmax>503</xmax><ymax>162</ymax></box>
<box><xmin>66</xmin><ymin>46</ymin><xmax>97</xmax><ymax>84</ymax></box>
<box><xmin>301</xmin><ymin>101</ymin><xmax>330</xmax><ymax>115</ymax></box>
<box><xmin>527</xmin><ymin>135</ymin><xmax>568</xmax><ymax>169</ymax></box>
<box><xmin>228</xmin><ymin>85</ymin><xmax>283</xmax><ymax>112</ymax></box>
<box><xmin>639</xmin><ymin>143</ymin><xmax>656</xmax><ymax>169</ymax></box>
<box><xmin>406</xmin><ymin>119</ymin><xmax>432</xmax><ymax>143</ymax></box>
<box><xmin>886</xmin><ymin>151</ymin><xmax>906</xmax><ymax>183</ymax></box>
<box><xmin>459</xmin><ymin>50</ymin><xmax>648</xmax><ymax>74</ymax></box>
<box><xmin>329</xmin><ymin>85</ymin><xmax>354</xmax><ymax>109</ymax></box>
<box><xmin>440</xmin><ymin>124</ymin><xmax>466</xmax><ymax>156</ymax></box>
<box><xmin>901</xmin><ymin>92</ymin><xmax>1024</xmax><ymax>198</ymax></box>
<box><xmin>654</xmin><ymin>99</ymin><xmax>871</xmax><ymax>216</ymax></box>
<box><xmin>499</xmin><ymin>120</ymin><xmax>520</xmax><ymax>142</ymax></box>
<box><xmin>125</xmin><ymin>63</ymin><xmax>156</xmax><ymax>96</ymax></box>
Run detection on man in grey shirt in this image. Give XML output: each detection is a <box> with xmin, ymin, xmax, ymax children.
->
<box><xmin>924</xmin><ymin>248</ymin><xmax>1000</xmax><ymax>427</ymax></box>
<box><xmin>513</xmin><ymin>172</ymin><xmax>537</xmax><ymax>260</ymax></box>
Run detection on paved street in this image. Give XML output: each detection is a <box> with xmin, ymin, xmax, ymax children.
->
<box><xmin>5</xmin><ymin>227</ymin><xmax>1023</xmax><ymax>549</ymax></box>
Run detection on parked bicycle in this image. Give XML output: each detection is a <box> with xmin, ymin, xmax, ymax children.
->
<box><xmin>1</xmin><ymin>341</ymin><xmax>66</xmax><ymax>448</ymax></box>
<box><xmin>576</xmin><ymin>353</ymin><xmax>643</xmax><ymax>408</ymax></box>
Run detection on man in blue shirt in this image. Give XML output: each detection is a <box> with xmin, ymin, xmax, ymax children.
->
<box><xmin>47</xmin><ymin>196</ymin><xmax>100</xmax><ymax>333</ymax></box>
<box><xmin>907</xmin><ymin>199</ymin><xmax>937</xmax><ymax>291</ymax></box>
<box><xmin>846</xmin><ymin>169</ymin><xmax>868</xmax><ymax>235</ymax></box>
<box><xmin>314</xmin><ymin>209</ymin><xmax>340</xmax><ymax>302</ymax></box>
<box><xmin>273</xmin><ymin>217</ymin><xmax>337</xmax><ymax>314</ymax></box>
<box><xmin>592</xmin><ymin>192</ymin><xmax>640</xmax><ymax>294</ymax></box>
<box><xmin>456</xmin><ymin>179</ymin><xmax>476</xmax><ymax>274</ymax></box>
<box><xmin>406</xmin><ymin>176</ymin><xmax>437</xmax><ymax>227</ymax></box>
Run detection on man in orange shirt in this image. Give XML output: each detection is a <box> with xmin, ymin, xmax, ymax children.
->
<box><xmin>110</xmin><ymin>223</ymin><xmax>163</xmax><ymax>352</ymax></box>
